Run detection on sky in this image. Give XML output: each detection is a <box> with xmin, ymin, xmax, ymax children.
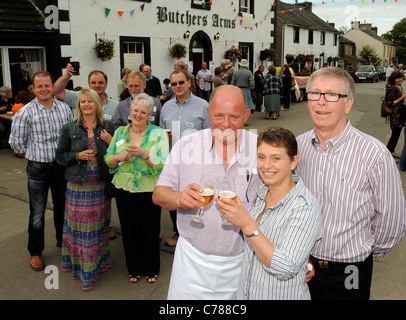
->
<box><xmin>288</xmin><ymin>0</ymin><xmax>406</xmax><ymax>35</ymax></box>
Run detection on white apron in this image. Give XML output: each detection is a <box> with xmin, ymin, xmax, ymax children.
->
<box><xmin>167</xmin><ymin>236</ymin><xmax>243</xmax><ymax>300</ymax></box>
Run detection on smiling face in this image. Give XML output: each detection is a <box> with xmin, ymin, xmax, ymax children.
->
<box><xmin>32</xmin><ymin>74</ymin><xmax>54</xmax><ymax>105</ymax></box>
<box><xmin>257</xmin><ymin>142</ymin><xmax>298</xmax><ymax>188</ymax></box>
<box><xmin>130</xmin><ymin>103</ymin><xmax>151</xmax><ymax>128</ymax></box>
<box><xmin>88</xmin><ymin>72</ymin><xmax>107</xmax><ymax>96</ymax></box>
<box><xmin>170</xmin><ymin>71</ymin><xmax>191</xmax><ymax>101</ymax></box>
<box><xmin>127</xmin><ymin>75</ymin><xmax>146</xmax><ymax>98</ymax></box>
<box><xmin>208</xmin><ymin>86</ymin><xmax>250</xmax><ymax>146</ymax></box>
<box><xmin>308</xmin><ymin>76</ymin><xmax>353</xmax><ymax>142</ymax></box>
<box><xmin>78</xmin><ymin>94</ymin><xmax>97</xmax><ymax>117</ymax></box>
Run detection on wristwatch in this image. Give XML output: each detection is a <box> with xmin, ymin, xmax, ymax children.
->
<box><xmin>245</xmin><ymin>228</ymin><xmax>260</xmax><ymax>238</ymax></box>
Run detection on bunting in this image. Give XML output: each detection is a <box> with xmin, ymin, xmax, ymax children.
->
<box><xmin>103</xmin><ymin>1</ymin><xmax>151</xmax><ymax>18</ymax></box>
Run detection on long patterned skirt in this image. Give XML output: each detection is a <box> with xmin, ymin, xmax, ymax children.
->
<box><xmin>61</xmin><ymin>165</ymin><xmax>111</xmax><ymax>290</ymax></box>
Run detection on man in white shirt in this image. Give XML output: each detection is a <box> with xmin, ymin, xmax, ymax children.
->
<box><xmin>195</xmin><ymin>62</ymin><xmax>213</xmax><ymax>102</ymax></box>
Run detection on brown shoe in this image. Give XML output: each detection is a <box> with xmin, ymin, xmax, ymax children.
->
<box><xmin>165</xmin><ymin>233</ymin><xmax>179</xmax><ymax>247</ymax></box>
<box><xmin>108</xmin><ymin>227</ymin><xmax>116</xmax><ymax>240</ymax></box>
<box><xmin>30</xmin><ymin>256</ymin><xmax>44</xmax><ymax>271</ymax></box>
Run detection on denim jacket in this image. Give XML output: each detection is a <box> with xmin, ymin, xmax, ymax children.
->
<box><xmin>56</xmin><ymin>119</ymin><xmax>115</xmax><ymax>183</ymax></box>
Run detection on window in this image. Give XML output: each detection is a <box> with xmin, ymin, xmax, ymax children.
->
<box><xmin>0</xmin><ymin>47</ymin><xmax>46</xmax><ymax>96</ymax></box>
<box><xmin>191</xmin><ymin>0</ymin><xmax>211</xmax><ymax>10</ymax></box>
<box><xmin>333</xmin><ymin>34</ymin><xmax>338</xmax><ymax>46</ymax></box>
<box><xmin>239</xmin><ymin>0</ymin><xmax>255</xmax><ymax>16</ymax></box>
<box><xmin>293</xmin><ymin>27</ymin><xmax>300</xmax><ymax>43</ymax></box>
<box><xmin>120</xmin><ymin>36</ymin><xmax>151</xmax><ymax>72</ymax></box>
<box><xmin>320</xmin><ymin>32</ymin><xmax>325</xmax><ymax>45</ymax></box>
<box><xmin>308</xmin><ymin>30</ymin><xmax>313</xmax><ymax>44</ymax></box>
<box><xmin>240</xmin><ymin>0</ymin><xmax>249</xmax><ymax>13</ymax></box>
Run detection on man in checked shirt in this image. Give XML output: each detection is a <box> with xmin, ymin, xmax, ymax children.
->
<box><xmin>9</xmin><ymin>71</ymin><xmax>73</xmax><ymax>272</ymax></box>
<box><xmin>296</xmin><ymin>67</ymin><xmax>406</xmax><ymax>300</ymax></box>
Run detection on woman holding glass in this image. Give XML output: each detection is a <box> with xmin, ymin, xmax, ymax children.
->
<box><xmin>56</xmin><ymin>88</ymin><xmax>115</xmax><ymax>290</ymax></box>
<box><xmin>216</xmin><ymin>127</ymin><xmax>322</xmax><ymax>299</ymax></box>
<box><xmin>105</xmin><ymin>93</ymin><xmax>169</xmax><ymax>284</ymax></box>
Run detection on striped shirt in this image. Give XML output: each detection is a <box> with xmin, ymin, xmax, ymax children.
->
<box><xmin>238</xmin><ymin>176</ymin><xmax>323</xmax><ymax>300</ymax></box>
<box><xmin>296</xmin><ymin>121</ymin><xmax>406</xmax><ymax>263</ymax></box>
<box><xmin>9</xmin><ymin>98</ymin><xmax>73</xmax><ymax>162</ymax></box>
<box><xmin>156</xmin><ymin>128</ymin><xmax>262</xmax><ymax>256</ymax></box>
<box><xmin>159</xmin><ymin>93</ymin><xmax>210</xmax><ymax>147</ymax></box>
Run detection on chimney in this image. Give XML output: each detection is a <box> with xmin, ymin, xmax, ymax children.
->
<box><xmin>295</xmin><ymin>2</ymin><xmax>313</xmax><ymax>12</ymax></box>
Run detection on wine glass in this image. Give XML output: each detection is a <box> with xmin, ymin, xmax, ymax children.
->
<box><xmin>218</xmin><ymin>176</ymin><xmax>236</xmax><ymax>225</ymax></box>
<box><xmin>191</xmin><ymin>175</ymin><xmax>216</xmax><ymax>224</ymax></box>
<box><xmin>118</xmin><ymin>137</ymin><xmax>131</xmax><ymax>166</ymax></box>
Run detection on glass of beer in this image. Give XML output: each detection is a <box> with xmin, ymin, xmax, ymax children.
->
<box><xmin>70</xmin><ymin>58</ymin><xmax>80</xmax><ymax>76</ymax></box>
<box><xmin>218</xmin><ymin>176</ymin><xmax>236</xmax><ymax>225</ymax></box>
<box><xmin>191</xmin><ymin>175</ymin><xmax>216</xmax><ymax>223</ymax></box>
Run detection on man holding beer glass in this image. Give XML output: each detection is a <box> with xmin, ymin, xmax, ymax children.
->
<box><xmin>152</xmin><ymin>85</ymin><xmax>262</xmax><ymax>299</ymax></box>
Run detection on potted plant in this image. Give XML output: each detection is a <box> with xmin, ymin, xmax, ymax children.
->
<box><xmin>224</xmin><ymin>46</ymin><xmax>242</xmax><ymax>63</ymax></box>
<box><xmin>168</xmin><ymin>43</ymin><xmax>187</xmax><ymax>59</ymax></box>
<box><xmin>93</xmin><ymin>37</ymin><xmax>115</xmax><ymax>61</ymax></box>
<box><xmin>285</xmin><ymin>54</ymin><xmax>294</xmax><ymax>64</ymax></box>
<box><xmin>264</xmin><ymin>47</ymin><xmax>275</xmax><ymax>61</ymax></box>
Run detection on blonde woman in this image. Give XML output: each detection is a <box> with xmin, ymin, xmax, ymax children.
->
<box><xmin>56</xmin><ymin>88</ymin><xmax>115</xmax><ymax>290</ymax></box>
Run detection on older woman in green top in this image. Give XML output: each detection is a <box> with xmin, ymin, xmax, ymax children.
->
<box><xmin>105</xmin><ymin>93</ymin><xmax>169</xmax><ymax>284</ymax></box>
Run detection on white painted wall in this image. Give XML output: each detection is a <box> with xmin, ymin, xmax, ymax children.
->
<box><xmin>58</xmin><ymin>0</ymin><xmax>275</xmax><ymax>99</ymax></box>
<box><xmin>282</xmin><ymin>25</ymin><xmax>339</xmax><ymax>66</ymax></box>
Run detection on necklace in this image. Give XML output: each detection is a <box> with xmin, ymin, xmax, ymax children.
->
<box><xmin>83</xmin><ymin>119</ymin><xmax>96</xmax><ymax>133</ymax></box>
<box><xmin>131</xmin><ymin>123</ymin><xmax>148</xmax><ymax>137</ymax></box>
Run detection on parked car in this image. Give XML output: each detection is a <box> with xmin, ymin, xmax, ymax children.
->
<box><xmin>354</xmin><ymin>65</ymin><xmax>379</xmax><ymax>83</ymax></box>
<box><xmin>376</xmin><ymin>66</ymin><xmax>386</xmax><ymax>80</ymax></box>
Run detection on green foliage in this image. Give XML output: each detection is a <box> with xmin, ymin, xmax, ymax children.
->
<box><xmin>382</xmin><ymin>18</ymin><xmax>406</xmax><ymax>64</ymax></box>
<box><xmin>358</xmin><ymin>45</ymin><xmax>381</xmax><ymax>66</ymax></box>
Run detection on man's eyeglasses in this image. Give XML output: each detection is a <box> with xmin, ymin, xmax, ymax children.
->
<box><xmin>307</xmin><ymin>91</ymin><xmax>347</xmax><ymax>102</ymax></box>
<box><xmin>171</xmin><ymin>80</ymin><xmax>186</xmax><ymax>87</ymax></box>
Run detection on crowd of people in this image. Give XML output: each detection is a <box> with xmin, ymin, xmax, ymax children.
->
<box><xmin>4</xmin><ymin>60</ymin><xmax>406</xmax><ymax>300</ymax></box>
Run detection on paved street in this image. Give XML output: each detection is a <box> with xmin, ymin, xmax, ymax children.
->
<box><xmin>0</xmin><ymin>80</ymin><xmax>405</xmax><ymax>301</ymax></box>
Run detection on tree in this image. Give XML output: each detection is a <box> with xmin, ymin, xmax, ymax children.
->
<box><xmin>382</xmin><ymin>18</ymin><xmax>406</xmax><ymax>64</ymax></box>
<box><xmin>358</xmin><ymin>45</ymin><xmax>381</xmax><ymax>66</ymax></box>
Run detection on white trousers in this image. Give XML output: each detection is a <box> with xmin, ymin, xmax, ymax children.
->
<box><xmin>167</xmin><ymin>236</ymin><xmax>243</xmax><ymax>300</ymax></box>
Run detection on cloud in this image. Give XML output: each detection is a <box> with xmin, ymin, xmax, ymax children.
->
<box><xmin>312</xmin><ymin>2</ymin><xmax>406</xmax><ymax>35</ymax></box>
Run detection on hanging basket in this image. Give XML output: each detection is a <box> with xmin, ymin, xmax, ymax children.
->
<box><xmin>168</xmin><ymin>43</ymin><xmax>187</xmax><ymax>59</ymax></box>
<box><xmin>93</xmin><ymin>37</ymin><xmax>115</xmax><ymax>61</ymax></box>
<box><xmin>224</xmin><ymin>46</ymin><xmax>242</xmax><ymax>63</ymax></box>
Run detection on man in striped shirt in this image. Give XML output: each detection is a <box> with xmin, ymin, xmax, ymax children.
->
<box><xmin>153</xmin><ymin>85</ymin><xmax>261</xmax><ymax>299</ymax></box>
<box><xmin>9</xmin><ymin>71</ymin><xmax>73</xmax><ymax>271</ymax></box>
<box><xmin>159</xmin><ymin>69</ymin><xmax>210</xmax><ymax>247</ymax></box>
<box><xmin>296</xmin><ymin>67</ymin><xmax>406</xmax><ymax>300</ymax></box>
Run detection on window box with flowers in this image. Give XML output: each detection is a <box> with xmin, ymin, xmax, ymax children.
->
<box><xmin>169</xmin><ymin>43</ymin><xmax>187</xmax><ymax>59</ymax></box>
<box><xmin>93</xmin><ymin>37</ymin><xmax>115</xmax><ymax>61</ymax></box>
<box><xmin>224</xmin><ymin>46</ymin><xmax>242</xmax><ymax>63</ymax></box>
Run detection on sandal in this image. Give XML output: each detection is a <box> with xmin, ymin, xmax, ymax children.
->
<box><xmin>129</xmin><ymin>275</ymin><xmax>140</xmax><ymax>283</ymax></box>
<box><xmin>146</xmin><ymin>275</ymin><xmax>158</xmax><ymax>284</ymax></box>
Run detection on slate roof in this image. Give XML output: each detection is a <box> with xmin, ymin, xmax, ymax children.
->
<box><xmin>360</xmin><ymin>29</ymin><xmax>395</xmax><ymax>46</ymax></box>
<box><xmin>0</xmin><ymin>0</ymin><xmax>49</xmax><ymax>32</ymax></box>
<box><xmin>277</xmin><ymin>1</ymin><xmax>338</xmax><ymax>33</ymax></box>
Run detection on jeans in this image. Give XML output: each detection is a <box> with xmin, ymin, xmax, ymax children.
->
<box><xmin>26</xmin><ymin>161</ymin><xmax>66</xmax><ymax>256</ymax></box>
<box><xmin>199</xmin><ymin>89</ymin><xmax>211</xmax><ymax>102</ymax></box>
<box><xmin>386</xmin><ymin>126</ymin><xmax>403</xmax><ymax>153</ymax></box>
<box><xmin>400</xmin><ymin>128</ymin><xmax>406</xmax><ymax>170</ymax></box>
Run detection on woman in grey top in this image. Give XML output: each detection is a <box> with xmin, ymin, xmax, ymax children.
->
<box><xmin>216</xmin><ymin>127</ymin><xmax>322</xmax><ymax>300</ymax></box>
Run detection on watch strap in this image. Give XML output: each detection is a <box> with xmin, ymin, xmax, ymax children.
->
<box><xmin>245</xmin><ymin>228</ymin><xmax>260</xmax><ymax>238</ymax></box>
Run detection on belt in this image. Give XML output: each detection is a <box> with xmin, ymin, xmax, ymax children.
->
<box><xmin>309</xmin><ymin>256</ymin><xmax>346</xmax><ymax>270</ymax></box>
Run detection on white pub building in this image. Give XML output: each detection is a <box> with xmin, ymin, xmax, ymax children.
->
<box><xmin>24</xmin><ymin>0</ymin><xmax>277</xmax><ymax>99</ymax></box>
